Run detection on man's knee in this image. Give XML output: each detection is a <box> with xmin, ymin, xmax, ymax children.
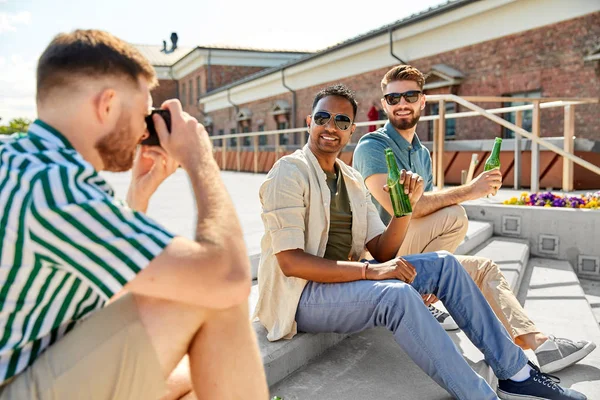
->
<box><xmin>438</xmin><ymin>251</ymin><xmax>465</xmax><ymax>273</ymax></box>
<box><xmin>377</xmin><ymin>282</ymin><xmax>424</xmax><ymax>328</ymax></box>
<box><xmin>445</xmin><ymin>205</ymin><xmax>468</xmax><ymax>231</ymax></box>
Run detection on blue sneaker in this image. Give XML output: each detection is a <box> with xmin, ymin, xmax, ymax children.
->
<box><xmin>497</xmin><ymin>361</ymin><xmax>586</xmax><ymax>400</ymax></box>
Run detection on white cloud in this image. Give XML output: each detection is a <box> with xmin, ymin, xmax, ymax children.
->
<box><xmin>0</xmin><ymin>53</ymin><xmax>37</xmax><ymax>121</ymax></box>
<box><xmin>0</xmin><ymin>11</ymin><xmax>32</xmax><ymax>34</ymax></box>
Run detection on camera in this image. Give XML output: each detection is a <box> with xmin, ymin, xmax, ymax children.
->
<box><xmin>143</xmin><ymin>108</ymin><xmax>171</xmax><ymax>146</ymax></box>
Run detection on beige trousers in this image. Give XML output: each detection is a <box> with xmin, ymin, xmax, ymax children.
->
<box><xmin>399</xmin><ymin>205</ymin><xmax>539</xmax><ymax>347</ymax></box>
<box><xmin>0</xmin><ymin>293</ymin><xmax>165</xmax><ymax>400</ymax></box>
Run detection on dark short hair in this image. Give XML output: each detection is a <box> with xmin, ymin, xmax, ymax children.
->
<box><xmin>312</xmin><ymin>84</ymin><xmax>358</xmax><ymax>119</ymax></box>
<box><xmin>381</xmin><ymin>65</ymin><xmax>425</xmax><ymax>92</ymax></box>
<box><xmin>37</xmin><ymin>29</ymin><xmax>157</xmax><ymax>101</ymax></box>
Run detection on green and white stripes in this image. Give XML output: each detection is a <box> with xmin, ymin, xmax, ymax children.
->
<box><xmin>0</xmin><ymin>120</ymin><xmax>174</xmax><ymax>382</ymax></box>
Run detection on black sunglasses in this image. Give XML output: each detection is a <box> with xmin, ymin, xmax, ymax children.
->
<box><xmin>312</xmin><ymin>111</ymin><xmax>353</xmax><ymax>131</ymax></box>
<box><xmin>383</xmin><ymin>90</ymin><xmax>422</xmax><ymax>105</ymax></box>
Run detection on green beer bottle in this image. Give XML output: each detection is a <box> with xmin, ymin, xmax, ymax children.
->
<box><xmin>484</xmin><ymin>137</ymin><xmax>502</xmax><ymax>196</ymax></box>
<box><xmin>385</xmin><ymin>148</ymin><xmax>412</xmax><ymax>217</ymax></box>
<box><xmin>484</xmin><ymin>137</ymin><xmax>502</xmax><ymax>171</ymax></box>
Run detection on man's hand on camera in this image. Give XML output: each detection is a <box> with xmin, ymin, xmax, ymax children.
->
<box><xmin>127</xmin><ymin>146</ymin><xmax>178</xmax><ymax>213</ymax></box>
<box><xmin>153</xmin><ymin>99</ymin><xmax>213</xmax><ymax>170</ymax></box>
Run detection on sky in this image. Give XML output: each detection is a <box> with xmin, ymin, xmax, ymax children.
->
<box><xmin>0</xmin><ymin>0</ymin><xmax>448</xmax><ymax>123</ymax></box>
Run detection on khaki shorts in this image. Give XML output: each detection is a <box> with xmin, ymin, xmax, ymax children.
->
<box><xmin>0</xmin><ymin>293</ymin><xmax>166</xmax><ymax>400</ymax></box>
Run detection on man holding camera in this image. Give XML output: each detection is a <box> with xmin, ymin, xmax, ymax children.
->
<box><xmin>0</xmin><ymin>30</ymin><xmax>268</xmax><ymax>400</ymax></box>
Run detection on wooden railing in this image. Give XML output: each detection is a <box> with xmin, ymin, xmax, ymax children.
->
<box><xmin>208</xmin><ymin>95</ymin><xmax>599</xmax><ymax>192</ymax></box>
<box><xmin>423</xmin><ymin>95</ymin><xmax>599</xmax><ymax>192</ymax></box>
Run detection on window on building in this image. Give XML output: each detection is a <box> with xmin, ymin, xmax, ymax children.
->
<box><xmin>502</xmin><ymin>91</ymin><xmax>542</xmax><ymax>138</ymax></box>
<box><xmin>189</xmin><ymin>79</ymin><xmax>194</xmax><ymax>106</ymax></box>
<box><xmin>242</xmin><ymin>126</ymin><xmax>251</xmax><ymax>146</ymax></box>
<box><xmin>258</xmin><ymin>124</ymin><xmax>266</xmax><ymax>145</ymax></box>
<box><xmin>197</xmin><ymin>76</ymin><xmax>202</xmax><ymax>100</ymax></box>
<box><xmin>428</xmin><ymin>102</ymin><xmax>456</xmax><ymax>139</ymax></box>
<box><xmin>230</xmin><ymin>128</ymin><xmax>237</xmax><ymax>147</ymax></box>
<box><xmin>181</xmin><ymin>83</ymin><xmax>186</xmax><ymax>107</ymax></box>
<box><xmin>217</xmin><ymin>129</ymin><xmax>224</xmax><ymax>147</ymax></box>
<box><xmin>277</xmin><ymin>121</ymin><xmax>289</xmax><ymax>145</ymax></box>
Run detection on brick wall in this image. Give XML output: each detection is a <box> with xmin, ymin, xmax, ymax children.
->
<box><xmin>164</xmin><ymin>65</ymin><xmax>269</xmax><ymax>121</ymax></box>
<box><xmin>208</xmin><ymin>65</ymin><xmax>266</xmax><ymax>91</ymax></box>
<box><xmin>151</xmin><ymin>79</ymin><xmax>178</xmax><ymax>109</ymax></box>
<box><xmin>207</xmin><ymin>12</ymin><xmax>600</xmax><ymax>142</ymax></box>
<box><xmin>177</xmin><ymin>67</ymin><xmax>207</xmax><ymax>119</ymax></box>
<box><xmin>209</xmin><ymin>92</ymin><xmax>298</xmax><ymax>146</ymax></box>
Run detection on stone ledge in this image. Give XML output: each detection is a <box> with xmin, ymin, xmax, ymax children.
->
<box><xmin>456</xmin><ymin>220</ymin><xmax>494</xmax><ymax>255</ymax></box>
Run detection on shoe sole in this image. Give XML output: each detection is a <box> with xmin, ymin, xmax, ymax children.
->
<box><xmin>539</xmin><ymin>341</ymin><xmax>597</xmax><ymax>373</ymax></box>
<box><xmin>497</xmin><ymin>389</ymin><xmax>546</xmax><ymax>400</ymax></box>
<box><xmin>442</xmin><ymin>322</ymin><xmax>459</xmax><ymax>331</ymax></box>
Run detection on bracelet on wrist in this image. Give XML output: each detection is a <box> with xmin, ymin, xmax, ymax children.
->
<box><xmin>361</xmin><ymin>261</ymin><xmax>369</xmax><ymax>280</ymax></box>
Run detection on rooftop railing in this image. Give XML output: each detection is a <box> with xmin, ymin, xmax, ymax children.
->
<box><xmin>208</xmin><ymin>95</ymin><xmax>599</xmax><ymax>192</ymax></box>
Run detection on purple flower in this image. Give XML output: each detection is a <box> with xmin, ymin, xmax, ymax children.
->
<box><xmin>552</xmin><ymin>198</ymin><xmax>566</xmax><ymax>207</ymax></box>
<box><xmin>540</xmin><ymin>192</ymin><xmax>555</xmax><ymax>202</ymax></box>
<box><xmin>567</xmin><ymin>197</ymin><xmax>585</xmax><ymax>208</ymax></box>
<box><xmin>529</xmin><ymin>193</ymin><xmax>538</xmax><ymax>204</ymax></box>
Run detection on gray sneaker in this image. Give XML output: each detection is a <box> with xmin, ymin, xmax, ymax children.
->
<box><xmin>427</xmin><ymin>304</ymin><xmax>458</xmax><ymax>331</ymax></box>
<box><xmin>535</xmin><ymin>335</ymin><xmax>596</xmax><ymax>373</ymax></box>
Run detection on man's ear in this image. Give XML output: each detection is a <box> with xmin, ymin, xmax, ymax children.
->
<box><xmin>306</xmin><ymin>115</ymin><xmax>312</xmax><ymax>129</ymax></box>
<box><xmin>94</xmin><ymin>88</ymin><xmax>118</xmax><ymax>125</ymax></box>
<box><xmin>351</xmin><ymin>123</ymin><xmax>357</xmax><ymax>135</ymax></box>
<box><xmin>420</xmin><ymin>93</ymin><xmax>427</xmax><ymax>110</ymax></box>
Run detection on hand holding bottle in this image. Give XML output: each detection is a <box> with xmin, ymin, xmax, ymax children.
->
<box><xmin>468</xmin><ymin>169</ymin><xmax>503</xmax><ymax>199</ymax></box>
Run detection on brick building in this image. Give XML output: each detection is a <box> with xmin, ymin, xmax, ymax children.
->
<box><xmin>196</xmin><ymin>0</ymin><xmax>599</xmax><ymax>145</ymax></box>
<box><xmin>135</xmin><ymin>36</ymin><xmax>310</xmax><ymax>134</ymax></box>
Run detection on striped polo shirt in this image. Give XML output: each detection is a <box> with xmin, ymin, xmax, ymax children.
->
<box><xmin>0</xmin><ymin>120</ymin><xmax>174</xmax><ymax>383</ymax></box>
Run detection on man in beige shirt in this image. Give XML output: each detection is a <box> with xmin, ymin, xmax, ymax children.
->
<box><xmin>254</xmin><ymin>84</ymin><xmax>586</xmax><ymax>400</ymax></box>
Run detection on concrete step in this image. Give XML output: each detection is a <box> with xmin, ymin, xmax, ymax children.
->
<box><xmin>455</xmin><ymin>220</ymin><xmax>494</xmax><ymax>255</ymax></box>
<box><xmin>249</xmin><ymin>285</ymin><xmax>347</xmax><ymax>387</ymax></box>
<box><xmin>266</xmin><ymin>236</ymin><xmax>532</xmax><ymax>398</ymax></box>
<box><xmin>470</xmin><ymin>236</ymin><xmax>530</xmax><ymax>293</ymax></box>
<box><xmin>580</xmin><ymin>279</ymin><xmax>600</xmax><ymax>327</ymax></box>
<box><xmin>517</xmin><ymin>258</ymin><xmax>600</xmax><ymax>398</ymax></box>
<box><xmin>461</xmin><ymin>201</ymin><xmax>600</xmax><ymax>282</ymax></box>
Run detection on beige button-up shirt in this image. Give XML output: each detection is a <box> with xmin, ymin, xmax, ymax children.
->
<box><xmin>254</xmin><ymin>146</ymin><xmax>386</xmax><ymax>341</ymax></box>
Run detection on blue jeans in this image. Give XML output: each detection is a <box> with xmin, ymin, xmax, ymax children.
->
<box><xmin>295</xmin><ymin>251</ymin><xmax>528</xmax><ymax>400</ymax></box>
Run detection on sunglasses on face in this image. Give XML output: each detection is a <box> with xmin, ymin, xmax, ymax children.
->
<box><xmin>383</xmin><ymin>90</ymin><xmax>422</xmax><ymax>105</ymax></box>
<box><xmin>312</xmin><ymin>111</ymin><xmax>353</xmax><ymax>131</ymax></box>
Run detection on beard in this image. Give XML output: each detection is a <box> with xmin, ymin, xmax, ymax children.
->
<box><xmin>95</xmin><ymin>111</ymin><xmax>139</xmax><ymax>172</ymax></box>
<box><xmin>388</xmin><ymin>108</ymin><xmax>421</xmax><ymax>131</ymax></box>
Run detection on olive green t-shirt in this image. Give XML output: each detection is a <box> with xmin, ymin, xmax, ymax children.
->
<box><xmin>323</xmin><ymin>166</ymin><xmax>353</xmax><ymax>261</ymax></box>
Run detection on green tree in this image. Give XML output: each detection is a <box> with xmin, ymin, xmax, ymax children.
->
<box><xmin>0</xmin><ymin>118</ymin><xmax>32</xmax><ymax>135</ymax></box>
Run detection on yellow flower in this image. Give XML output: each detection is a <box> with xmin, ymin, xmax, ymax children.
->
<box><xmin>509</xmin><ymin>197</ymin><xmax>518</xmax><ymax>204</ymax></box>
<box><xmin>521</xmin><ymin>192</ymin><xmax>529</xmax><ymax>197</ymax></box>
<box><xmin>503</xmin><ymin>200</ymin><xmax>510</xmax><ymax>205</ymax></box>
<box><xmin>544</xmin><ymin>204</ymin><xmax>551</xmax><ymax>207</ymax></box>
